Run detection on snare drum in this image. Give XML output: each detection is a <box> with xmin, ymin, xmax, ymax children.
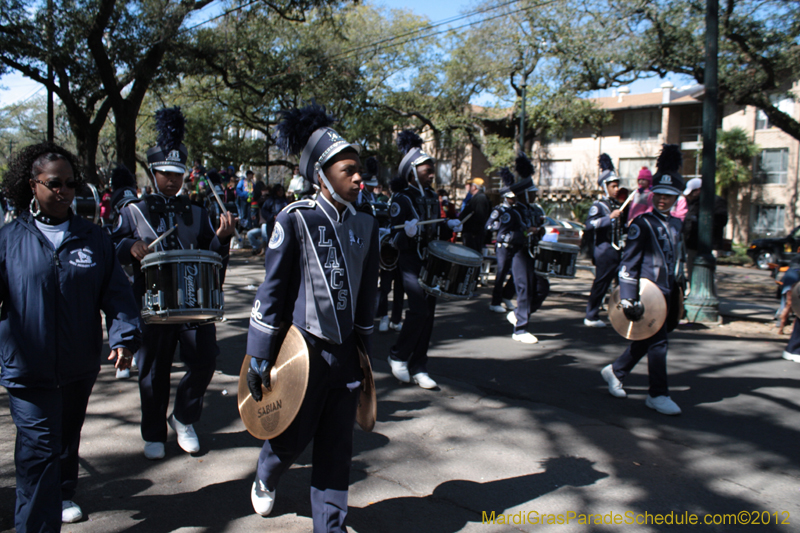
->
<box><xmin>379</xmin><ymin>232</ymin><xmax>398</xmax><ymax>271</ymax></box>
<box><xmin>418</xmin><ymin>241</ymin><xmax>482</xmax><ymax>300</ymax></box>
<box><xmin>140</xmin><ymin>249</ymin><xmax>224</xmax><ymax>324</ymax></box>
<box><xmin>71</xmin><ymin>183</ymin><xmax>101</xmax><ymax>225</ymax></box>
<box><xmin>532</xmin><ymin>241</ymin><xmax>580</xmax><ymax>278</ymax></box>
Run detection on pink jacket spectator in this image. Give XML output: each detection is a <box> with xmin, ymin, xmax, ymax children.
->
<box><xmin>628</xmin><ymin>167</ymin><xmax>653</xmax><ymax>223</ymax></box>
<box><xmin>671</xmin><ymin>195</ymin><xmax>687</xmax><ymax>221</ymax></box>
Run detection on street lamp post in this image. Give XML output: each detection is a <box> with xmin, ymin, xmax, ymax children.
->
<box><xmin>519</xmin><ymin>81</ymin><xmax>527</xmax><ymax>152</ymax></box>
<box><xmin>685</xmin><ymin>0</ymin><xmax>720</xmax><ymax>323</ymax></box>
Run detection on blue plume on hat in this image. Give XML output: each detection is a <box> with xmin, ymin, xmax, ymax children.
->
<box><xmin>598</xmin><ymin>153</ymin><xmax>614</xmax><ymax>172</ymax></box>
<box><xmin>364</xmin><ymin>156</ymin><xmax>380</xmax><ymax>178</ymax></box>
<box><xmin>656</xmin><ymin>144</ymin><xmax>683</xmax><ymax>173</ymax></box>
<box><xmin>390</xmin><ymin>175</ymin><xmax>408</xmax><ymax>193</ymax></box>
<box><xmin>499</xmin><ymin>167</ymin><xmax>515</xmax><ymax>188</ymax></box>
<box><xmin>110</xmin><ymin>164</ymin><xmax>136</xmax><ymax>190</ymax></box>
<box><xmin>515</xmin><ymin>152</ymin><xmax>534</xmax><ymax>180</ymax></box>
<box><xmin>155</xmin><ymin>107</ymin><xmax>186</xmax><ymax>153</ymax></box>
<box><xmin>275</xmin><ymin>102</ymin><xmax>336</xmax><ymax>156</ymax></box>
<box><xmin>397</xmin><ymin>130</ymin><xmax>423</xmax><ymax>155</ymax></box>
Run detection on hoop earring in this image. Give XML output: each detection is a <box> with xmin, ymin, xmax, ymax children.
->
<box><xmin>29</xmin><ymin>196</ymin><xmax>41</xmax><ymax>217</ymax></box>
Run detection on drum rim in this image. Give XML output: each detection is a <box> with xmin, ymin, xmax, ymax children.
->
<box><xmin>141</xmin><ymin>249</ymin><xmax>223</xmax><ymax>267</ymax></box>
<box><xmin>426</xmin><ymin>240</ymin><xmax>483</xmax><ymax>266</ymax></box>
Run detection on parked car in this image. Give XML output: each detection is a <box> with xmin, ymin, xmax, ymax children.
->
<box><xmin>747</xmin><ymin>225</ymin><xmax>800</xmax><ymax>269</ymax></box>
<box><xmin>542</xmin><ymin>216</ymin><xmax>582</xmax><ymax>246</ymax></box>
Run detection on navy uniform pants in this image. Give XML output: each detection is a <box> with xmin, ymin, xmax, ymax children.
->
<box><xmin>137</xmin><ymin>322</ymin><xmax>218</xmax><ymax>443</ymax></box>
<box><xmin>376</xmin><ymin>267</ymin><xmax>404</xmax><ymax>323</ymax></box>
<box><xmin>390</xmin><ymin>253</ymin><xmax>436</xmax><ymax>375</ymax></box>
<box><xmin>257</xmin><ymin>334</ymin><xmax>361</xmax><ymax>533</ymax></box>
<box><xmin>610</xmin><ymin>320</ymin><xmax>669</xmax><ymax>397</ymax></box>
<box><xmin>6</xmin><ymin>375</ymin><xmax>96</xmax><ymax>532</ymax></box>
<box><xmin>510</xmin><ymin>248</ymin><xmax>550</xmax><ymax>333</ymax></box>
<box><xmin>491</xmin><ymin>246</ymin><xmax>516</xmax><ymax>306</ymax></box>
<box><xmin>786</xmin><ymin>318</ymin><xmax>800</xmax><ymax>356</ymax></box>
<box><xmin>586</xmin><ymin>245</ymin><xmax>621</xmax><ymax>321</ymax></box>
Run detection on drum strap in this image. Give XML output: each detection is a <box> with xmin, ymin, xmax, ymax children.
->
<box><xmin>144</xmin><ymin>195</ymin><xmax>194</xmax><ymax>230</ymax></box>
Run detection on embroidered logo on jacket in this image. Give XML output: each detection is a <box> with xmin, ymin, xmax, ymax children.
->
<box><xmin>349</xmin><ymin>229</ymin><xmax>363</xmax><ymax>248</ymax></box>
<box><xmin>69</xmin><ymin>248</ymin><xmax>96</xmax><ymax>268</ymax></box>
<box><xmin>269</xmin><ymin>221</ymin><xmax>284</xmax><ymax>249</ymax></box>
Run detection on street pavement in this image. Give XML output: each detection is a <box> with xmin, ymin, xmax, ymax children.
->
<box><xmin>2</xmin><ymin>255</ymin><xmax>799</xmax><ymax>532</ymax></box>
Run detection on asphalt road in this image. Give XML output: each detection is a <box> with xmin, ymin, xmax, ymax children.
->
<box><xmin>1</xmin><ymin>255</ymin><xmax>798</xmax><ymax>532</ymax></box>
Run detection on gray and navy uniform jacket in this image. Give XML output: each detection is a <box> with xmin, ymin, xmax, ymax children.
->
<box><xmin>111</xmin><ymin>193</ymin><xmax>231</xmax><ymax>305</ymax></box>
<box><xmin>390</xmin><ymin>185</ymin><xmax>442</xmax><ymax>260</ymax></box>
<box><xmin>586</xmin><ymin>197</ymin><xmax>626</xmax><ymax>259</ymax></box>
<box><xmin>619</xmin><ymin>210</ymin><xmax>683</xmax><ymax>300</ymax></box>
<box><xmin>246</xmin><ymin>196</ymin><xmax>380</xmax><ymax>382</ymax></box>
<box><xmin>491</xmin><ymin>202</ymin><xmax>527</xmax><ymax>250</ymax></box>
<box><xmin>0</xmin><ymin>211</ymin><xmax>141</xmax><ymax>389</ymax></box>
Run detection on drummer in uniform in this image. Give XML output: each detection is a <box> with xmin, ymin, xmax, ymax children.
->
<box><xmin>244</xmin><ymin>103</ymin><xmax>379</xmax><ymax>531</ymax></box>
<box><xmin>600</xmin><ymin>144</ymin><xmax>684</xmax><ymax>416</ymax></box>
<box><xmin>498</xmin><ymin>155</ymin><xmax>548</xmax><ymax>344</ymax></box>
<box><xmin>387</xmin><ymin>130</ymin><xmax>462</xmax><ymax>389</ymax></box>
<box><xmin>486</xmin><ymin>167</ymin><xmax>518</xmax><ymax>314</ymax></box>
<box><xmin>112</xmin><ymin>107</ymin><xmax>237</xmax><ymax>460</ymax></box>
<box><xmin>584</xmin><ymin>154</ymin><xmax>626</xmax><ymax>328</ymax></box>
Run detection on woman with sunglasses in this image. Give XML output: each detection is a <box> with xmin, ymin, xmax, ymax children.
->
<box><xmin>0</xmin><ymin>142</ymin><xmax>142</xmax><ymax>530</ymax></box>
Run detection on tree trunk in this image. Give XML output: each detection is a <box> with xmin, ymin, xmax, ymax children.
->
<box><xmin>114</xmin><ymin>105</ymin><xmax>140</xmax><ymax>176</ymax></box>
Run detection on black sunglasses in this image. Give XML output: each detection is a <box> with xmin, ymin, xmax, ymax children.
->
<box><xmin>32</xmin><ymin>178</ymin><xmax>79</xmax><ymax>191</ymax></box>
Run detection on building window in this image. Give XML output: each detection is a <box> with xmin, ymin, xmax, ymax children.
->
<box><xmin>436</xmin><ymin>161</ymin><xmax>452</xmax><ymax>186</ymax></box>
<box><xmin>751</xmin><ymin>204</ymin><xmax>785</xmax><ymax>236</ymax></box>
<box><xmin>540</xmin><ymin>160</ymin><xmax>573</xmax><ymax>188</ymax></box>
<box><xmin>755</xmin><ymin>96</ymin><xmax>794</xmax><ymax>130</ymax></box>
<box><xmin>621</xmin><ymin>110</ymin><xmax>661</xmax><ymax>141</ymax></box>
<box><xmin>618</xmin><ymin>157</ymin><xmax>657</xmax><ymax>189</ymax></box>
<box><xmin>754</xmin><ymin>148</ymin><xmax>789</xmax><ymax>184</ymax></box>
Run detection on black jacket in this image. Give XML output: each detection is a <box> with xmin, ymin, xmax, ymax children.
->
<box><xmin>459</xmin><ymin>191</ymin><xmax>491</xmax><ymax>234</ymax></box>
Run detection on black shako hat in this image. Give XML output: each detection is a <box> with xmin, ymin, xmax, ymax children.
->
<box><xmin>275</xmin><ymin>102</ymin><xmax>357</xmax><ymax>185</ymax></box>
<box><xmin>509</xmin><ymin>152</ymin><xmax>536</xmax><ymax>195</ymax></box>
<box><xmin>650</xmin><ymin>144</ymin><xmax>685</xmax><ymax>195</ymax></box>
<box><xmin>147</xmin><ymin>107</ymin><xmax>188</xmax><ymax>174</ymax></box>
<box><xmin>396</xmin><ymin>130</ymin><xmax>434</xmax><ymax>182</ymax></box>
<box><xmin>597</xmin><ymin>153</ymin><xmax>620</xmax><ymax>188</ymax></box>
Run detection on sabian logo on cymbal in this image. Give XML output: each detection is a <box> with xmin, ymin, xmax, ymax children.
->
<box><xmin>258</xmin><ymin>400</ymin><xmax>282</xmax><ymax>418</ymax></box>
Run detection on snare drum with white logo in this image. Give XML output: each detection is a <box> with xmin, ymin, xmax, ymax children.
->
<box><xmin>140</xmin><ymin>249</ymin><xmax>224</xmax><ymax>323</ymax></box>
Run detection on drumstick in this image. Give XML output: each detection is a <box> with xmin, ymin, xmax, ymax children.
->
<box><xmin>203</xmin><ymin>176</ymin><xmax>242</xmax><ymax>242</ymax></box>
<box><xmin>148</xmin><ymin>224</ymin><xmax>178</xmax><ymax>250</ymax></box>
<box><xmin>390</xmin><ymin>212</ymin><xmax>474</xmax><ymax>230</ymax></box>
<box><xmin>618</xmin><ymin>194</ymin><xmax>634</xmax><ymax>212</ymax></box>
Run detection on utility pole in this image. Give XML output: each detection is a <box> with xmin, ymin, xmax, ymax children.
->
<box><xmin>685</xmin><ymin>0</ymin><xmax>720</xmax><ymax>323</ymax></box>
<box><xmin>519</xmin><ymin>80</ymin><xmax>527</xmax><ymax>153</ymax></box>
<box><xmin>46</xmin><ymin>0</ymin><xmax>54</xmax><ymax>143</ymax></box>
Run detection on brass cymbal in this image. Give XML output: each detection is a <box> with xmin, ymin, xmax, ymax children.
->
<box><xmin>355</xmin><ymin>337</ymin><xmax>377</xmax><ymax>432</ymax></box>
<box><xmin>609</xmin><ymin>278</ymin><xmax>668</xmax><ymax>341</ymax></box>
<box><xmin>238</xmin><ymin>326</ymin><xmax>309</xmax><ymax>440</ymax></box>
<box><xmin>791</xmin><ymin>282</ymin><xmax>800</xmax><ymax>316</ymax></box>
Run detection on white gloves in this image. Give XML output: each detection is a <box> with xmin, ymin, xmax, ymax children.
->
<box><xmin>447</xmin><ymin>219</ymin><xmax>463</xmax><ymax>232</ymax></box>
<box><xmin>404</xmin><ymin>219</ymin><xmax>419</xmax><ymax>238</ymax></box>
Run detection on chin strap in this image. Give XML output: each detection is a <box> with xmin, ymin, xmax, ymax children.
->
<box><xmin>316</xmin><ymin>165</ymin><xmax>355</xmax><ymax>216</ymax></box>
<box><xmin>410</xmin><ymin>166</ymin><xmax>424</xmax><ymax>196</ymax></box>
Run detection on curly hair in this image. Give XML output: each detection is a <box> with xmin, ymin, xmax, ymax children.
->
<box><xmin>2</xmin><ymin>142</ymin><xmax>83</xmax><ymax>211</ymax></box>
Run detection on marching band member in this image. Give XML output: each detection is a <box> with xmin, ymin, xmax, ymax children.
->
<box><xmin>375</xmin><ymin>169</ymin><xmax>406</xmax><ymax>333</ymax></box>
<box><xmin>387</xmin><ymin>130</ymin><xmax>461</xmax><ymax>389</ymax></box>
<box><xmin>584</xmin><ymin>154</ymin><xmax>626</xmax><ymax>328</ymax></box>
<box><xmin>357</xmin><ymin>156</ymin><xmax>380</xmax><ymax>207</ymax></box>
<box><xmin>600</xmin><ymin>145</ymin><xmax>685</xmax><ymax>415</ymax></box>
<box><xmin>1</xmin><ymin>143</ymin><xmax>141</xmax><ymax>529</ymax></box>
<box><xmin>244</xmin><ymin>103</ymin><xmax>379</xmax><ymax>531</ymax></box>
<box><xmin>112</xmin><ymin>108</ymin><xmax>237</xmax><ymax>460</ymax></box>
<box><xmin>500</xmin><ymin>155</ymin><xmax>548</xmax><ymax>344</ymax></box>
<box><xmin>486</xmin><ymin>167</ymin><xmax>518</xmax><ymax>313</ymax></box>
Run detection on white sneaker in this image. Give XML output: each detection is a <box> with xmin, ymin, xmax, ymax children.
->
<box><xmin>645</xmin><ymin>395</ymin><xmax>682</xmax><ymax>415</ymax></box>
<box><xmin>489</xmin><ymin>304</ymin><xmax>506</xmax><ymax>313</ymax></box>
<box><xmin>379</xmin><ymin>316</ymin><xmax>390</xmax><ymax>332</ymax></box>
<box><xmin>251</xmin><ymin>478</ymin><xmax>276</xmax><ymax>516</ymax></box>
<box><xmin>512</xmin><ymin>332</ymin><xmax>538</xmax><ymax>344</ymax></box>
<box><xmin>116</xmin><ymin>367</ymin><xmax>130</xmax><ymax>379</ymax></box>
<box><xmin>143</xmin><ymin>441</ymin><xmax>165</xmax><ymax>460</ymax></box>
<box><xmin>584</xmin><ymin>318</ymin><xmax>606</xmax><ymax>328</ymax></box>
<box><xmin>388</xmin><ymin>356</ymin><xmax>411</xmax><ymax>383</ymax></box>
<box><xmin>507</xmin><ymin>311</ymin><xmax>517</xmax><ymax>326</ymax></box>
<box><xmin>412</xmin><ymin>372</ymin><xmax>438</xmax><ymax>389</ymax></box>
<box><xmin>503</xmin><ymin>298</ymin><xmax>516</xmax><ymax>310</ymax></box>
<box><xmin>131</xmin><ymin>357</ymin><xmax>138</xmax><ymax>369</ymax></box>
<box><xmin>168</xmin><ymin>414</ymin><xmax>200</xmax><ymax>453</ymax></box>
<box><xmin>62</xmin><ymin>500</ymin><xmax>83</xmax><ymax>523</ymax></box>
<box><xmin>601</xmin><ymin>364</ymin><xmax>626</xmax><ymax>398</ymax></box>
<box><xmin>782</xmin><ymin>351</ymin><xmax>800</xmax><ymax>363</ymax></box>
<box><xmin>389</xmin><ymin>321</ymin><xmax>403</xmax><ymax>331</ymax></box>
